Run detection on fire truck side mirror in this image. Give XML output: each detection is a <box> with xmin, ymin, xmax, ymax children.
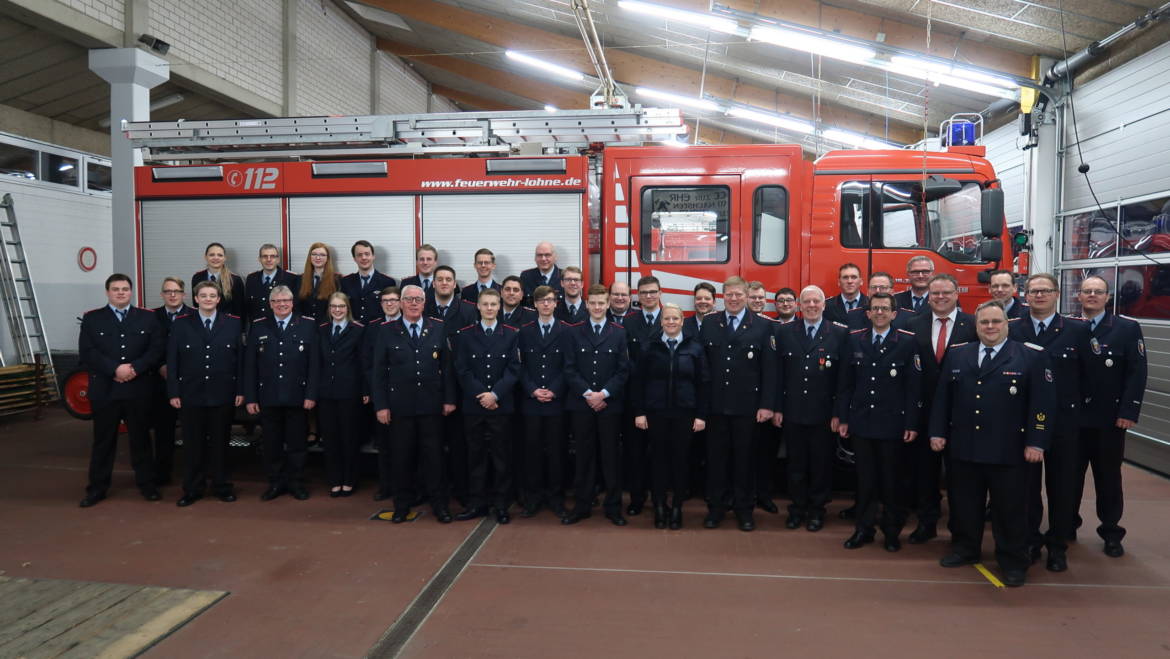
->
<box><xmin>978</xmin><ymin>239</ymin><xmax>1003</xmax><ymax>263</ymax></box>
<box><xmin>981</xmin><ymin>188</ymin><xmax>1004</xmax><ymax>238</ymax></box>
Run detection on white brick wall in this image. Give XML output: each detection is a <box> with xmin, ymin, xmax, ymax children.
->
<box><xmin>61</xmin><ymin>0</ymin><xmax>124</xmax><ymax>30</ymax></box>
<box><xmin>295</xmin><ymin>0</ymin><xmax>371</xmax><ymax>115</ymax></box>
<box><xmin>377</xmin><ymin>52</ymin><xmax>428</xmax><ymax>115</ymax></box>
<box><xmin>150</xmin><ymin>0</ymin><xmax>284</xmax><ymax>106</ymax></box>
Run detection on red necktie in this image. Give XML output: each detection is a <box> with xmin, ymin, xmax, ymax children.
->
<box><xmin>935</xmin><ymin>317</ymin><xmax>949</xmax><ymax>363</ymax></box>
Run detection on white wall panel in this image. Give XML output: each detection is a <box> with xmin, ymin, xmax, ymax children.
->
<box><xmin>287</xmin><ymin>196</ymin><xmax>416</xmax><ymax>281</ymax></box>
<box><xmin>296</xmin><ymin>0</ymin><xmax>372</xmax><ymax>116</ymax></box>
<box><xmin>982</xmin><ymin>123</ymin><xmax>1028</xmax><ymax>228</ymax></box>
<box><xmin>140</xmin><ymin>198</ymin><xmax>281</xmax><ymax>305</ymax></box>
<box><xmin>377</xmin><ymin>52</ymin><xmax>429</xmax><ymax>115</ymax></box>
<box><xmin>421</xmin><ymin>194</ymin><xmax>583</xmax><ymax>285</ymax></box>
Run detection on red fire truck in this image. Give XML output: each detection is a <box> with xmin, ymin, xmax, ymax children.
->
<box><xmin>126</xmin><ymin>109</ymin><xmax>1009</xmax><ymax>312</ymax></box>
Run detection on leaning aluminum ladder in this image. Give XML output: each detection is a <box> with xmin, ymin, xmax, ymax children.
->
<box><xmin>0</xmin><ymin>193</ymin><xmax>59</xmax><ymax>396</ymax></box>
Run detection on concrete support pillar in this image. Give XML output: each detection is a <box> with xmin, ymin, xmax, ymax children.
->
<box><xmin>283</xmin><ymin>0</ymin><xmax>298</xmax><ymax>115</ymax></box>
<box><xmin>89</xmin><ymin>48</ymin><xmax>169</xmax><ymax>297</ymax></box>
<box><xmin>1027</xmin><ymin>106</ymin><xmax>1060</xmax><ymax>275</ymax></box>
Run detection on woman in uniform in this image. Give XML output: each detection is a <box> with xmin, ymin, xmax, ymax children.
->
<box><xmin>316</xmin><ymin>292</ymin><xmax>366</xmax><ymax>497</ymax></box>
<box><xmin>297</xmin><ymin>242</ymin><xmax>341</xmax><ymax>321</ymax></box>
<box><xmin>191</xmin><ymin>242</ymin><xmax>245</xmax><ymax>319</ymax></box>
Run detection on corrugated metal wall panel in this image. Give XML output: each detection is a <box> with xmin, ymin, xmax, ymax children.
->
<box><xmin>287</xmin><ymin>196</ymin><xmax>416</xmax><ymax>282</ymax></box>
<box><xmin>1132</xmin><ymin>321</ymin><xmax>1170</xmax><ymax>474</ymax></box>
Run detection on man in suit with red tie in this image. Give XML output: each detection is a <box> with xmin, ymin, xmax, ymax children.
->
<box><xmin>904</xmin><ymin>273</ymin><xmax>976</xmax><ymax>544</ymax></box>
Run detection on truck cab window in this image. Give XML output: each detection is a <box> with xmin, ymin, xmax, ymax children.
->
<box><xmin>640</xmin><ymin>186</ymin><xmax>730</xmax><ymax>263</ymax></box>
<box><xmin>849</xmin><ymin>179</ymin><xmax>988</xmax><ymax>264</ymax></box>
<box><xmin>753</xmin><ymin>186</ymin><xmax>787</xmax><ymax>264</ymax></box>
<box><xmin>839</xmin><ymin>181</ymin><xmax>867</xmax><ymax>248</ymax></box>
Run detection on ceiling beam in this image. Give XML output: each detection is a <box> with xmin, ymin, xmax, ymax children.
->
<box><xmin>429</xmin><ymin>84</ymin><xmax>516</xmax><ymax>111</ymax></box>
<box><xmin>364</xmin><ymin>0</ymin><xmax>921</xmax><ymax>144</ymax></box>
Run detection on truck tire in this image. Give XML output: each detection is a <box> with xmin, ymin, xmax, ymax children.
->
<box><xmin>62</xmin><ymin>369</ymin><xmax>93</xmax><ymax>420</ymax></box>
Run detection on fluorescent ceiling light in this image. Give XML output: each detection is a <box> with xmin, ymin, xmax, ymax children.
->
<box><xmin>884</xmin><ymin>57</ymin><xmax>1017</xmax><ymax>99</ymax></box>
<box><xmin>890</xmin><ymin>56</ymin><xmax>1016</xmax><ymax>89</ymax></box>
<box><xmin>750</xmin><ymin>25</ymin><xmax>876</xmax><ymax>65</ymax></box>
<box><xmin>618</xmin><ymin>0</ymin><xmax>740</xmax><ymax>35</ymax></box>
<box><xmin>726</xmin><ymin>107</ymin><xmax>813</xmax><ymax>134</ymax></box>
<box><xmin>823</xmin><ymin>128</ymin><xmax>896</xmax><ymax>149</ymax></box>
<box><xmin>544</xmin><ymin>105</ymin><xmax>558</xmax><ymax>112</ymax></box>
<box><xmin>505</xmin><ymin>50</ymin><xmax>585</xmax><ymax>82</ymax></box>
<box><xmin>635</xmin><ymin>87</ymin><xmax>720</xmax><ymax>112</ymax></box>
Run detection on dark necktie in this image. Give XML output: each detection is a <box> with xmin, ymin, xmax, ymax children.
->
<box><xmin>168</xmin><ymin>311</ymin><xmax>177</xmax><ymax>322</ymax></box>
<box><xmin>542</xmin><ymin>324</ymin><xmax>550</xmax><ymax>338</ymax></box>
<box><xmin>115</xmin><ymin>308</ymin><xmax>126</xmax><ymax>322</ymax></box>
<box><xmin>874</xmin><ymin>333</ymin><xmax>882</xmax><ymax>348</ymax></box>
<box><xmin>410</xmin><ymin>323</ymin><xmax>419</xmax><ymax>340</ymax></box>
<box><xmin>568</xmin><ymin>304</ymin><xmax>576</xmax><ymax>317</ymax></box>
<box><xmin>646</xmin><ymin>313</ymin><xmax>653</xmax><ymax>325</ymax></box>
<box><xmin>667</xmin><ymin>338</ymin><xmax>678</xmax><ymax>351</ymax></box>
<box><xmin>423</xmin><ymin>278</ymin><xmax>431</xmax><ymax>291</ymax></box>
<box><xmin>913</xmin><ymin>296</ymin><xmax>924</xmax><ymax>312</ymax></box>
<box><xmin>807</xmin><ymin>324</ymin><xmax>815</xmax><ymax>340</ymax></box>
<box><xmin>846</xmin><ymin>299</ymin><xmax>855</xmax><ymax>311</ymax></box>
<box><xmin>264</xmin><ymin>275</ymin><xmax>272</xmax><ymax>287</ymax></box>
<box><xmin>727</xmin><ymin>315</ymin><xmax>736</xmax><ymax>335</ymax></box>
<box><xmin>277</xmin><ymin>320</ymin><xmax>286</xmax><ymax>334</ymax></box>
<box><xmin>982</xmin><ymin>346</ymin><xmax>994</xmax><ymax>366</ymax></box>
<box><xmin>1090</xmin><ymin>319</ymin><xmax>1098</xmax><ymax>332</ymax></box>
<box><xmin>1036</xmin><ymin>321</ymin><xmax>1047</xmax><ymax>337</ymax></box>
<box><xmin>333</xmin><ymin>325</ymin><xmax>341</xmax><ymax>340</ymax></box>
<box><xmin>480</xmin><ymin>284</ymin><xmax>487</xmax><ymax>293</ymax></box>
<box><xmin>542</xmin><ymin>275</ymin><xmax>549</xmax><ymax>286</ymax></box>
<box><xmin>485</xmin><ymin>326</ymin><xmax>493</xmax><ymax>337</ymax></box>
<box><xmin>594</xmin><ymin>324</ymin><xmax>602</xmax><ymax>336</ymax></box>
<box><xmin>313</xmin><ymin>275</ymin><xmax>320</xmax><ymax>289</ymax></box>
<box><xmin>205</xmin><ymin>318</ymin><xmax>212</xmax><ymax>332</ymax></box>
<box><xmin>437</xmin><ymin>305</ymin><xmax>447</xmax><ymax>317</ymax></box>
<box><xmin>209</xmin><ymin>274</ymin><xmax>216</xmax><ymax>282</ymax></box>
<box><xmin>361</xmin><ymin>275</ymin><xmax>370</xmax><ymax>289</ymax></box>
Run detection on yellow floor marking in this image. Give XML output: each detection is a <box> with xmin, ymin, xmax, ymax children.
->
<box><xmin>974</xmin><ymin>563</ymin><xmax>1005</xmax><ymax>588</ymax></box>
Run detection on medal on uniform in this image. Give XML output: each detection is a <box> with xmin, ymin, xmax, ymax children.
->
<box><xmin>298</xmin><ymin>344</ymin><xmax>304</xmax><ymax>352</ymax></box>
<box><xmin>747</xmin><ymin>351</ymin><xmax>754</xmax><ymax>360</ymax></box>
<box><xmin>818</xmin><ymin>357</ymin><xmax>825</xmax><ymax>370</ymax></box>
<box><xmin>1090</xmin><ymin>337</ymin><xmax>1101</xmax><ymax>355</ymax></box>
<box><xmin>1105</xmin><ymin>358</ymin><xmax>1114</xmax><ymax>367</ymax></box>
<box><xmin>825</xmin><ymin>359</ymin><xmax>831</xmax><ymax>368</ymax></box>
<box><xmin>1009</xmin><ymin>385</ymin><xmax>1018</xmax><ymax>395</ymax></box>
<box><xmin>433</xmin><ymin>351</ymin><xmax>439</xmax><ymax>359</ymax></box>
<box><xmin>890</xmin><ymin>368</ymin><xmax>897</xmax><ymax>377</ymax></box>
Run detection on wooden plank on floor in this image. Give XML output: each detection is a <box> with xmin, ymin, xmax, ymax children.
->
<box><xmin>0</xmin><ymin>577</ymin><xmax>97</xmax><ymax>630</ymax></box>
<box><xmin>0</xmin><ymin>582</ymin><xmax>142</xmax><ymax>655</ymax></box>
<box><xmin>17</xmin><ymin>586</ymin><xmax>172</xmax><ymax>657</ymax></box>
<box><xmin>88</xmin><ymin>589</ymin><xmax>226</xmax><ymax>659</ymax></box>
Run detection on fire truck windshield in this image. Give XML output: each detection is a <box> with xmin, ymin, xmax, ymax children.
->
<box><xmin>842</xmin><ymin>179</ymin><xmax>988</xmax><ymax>264</ymax></box>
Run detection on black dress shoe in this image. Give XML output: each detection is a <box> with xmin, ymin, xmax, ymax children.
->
<box><xmin>1028</xmin><ymin>545</ymin><xmax>1042</xmax><ymax>564</ymax></box>
<box><xmin>884</xmin><ymin>535</ymin><xmax>902</xmax><ymax>552</ymax></box>
<box><xmin>454</xmin><ymin>507</ymin><xmax>487</xmax><ymax>521</ymax></box>
<box><xmin>291</xmin><ymin>488</ymin><xmax>310</xmax><ymax>501</ymax></box>
<box><xmin>373</xmin><ymin>491</ymin><xmax>391</xmax><ymax>502</ymax></box>
<box><xmin>756</xmin><ymin>498</ymin><xmax>779</xmax><ymax>514</ymax></box>
<box><xmin>1002</xmin><ymin>570</ymin><xmax>1027</xmax><ymax>587</ymax></box>
<box><xmin>561</xmin><ymin>511</ymin><xmax>590</xmax><ymax>525</ymax></box>
<box><xmin>627</xmin><ymin>503</ymin><xmax>643</xmax><ymax>516</ymax></box>
<box><xmin>495</xmin><ymin>508</ymin><xmax>511</xmax><ymax>524</ymax></box>
<box><xmin>216</xmin><ymin>491</ymin><xmax>237</xmax><ymax>503</ymax></box>
<box><xmin>785</xmin><ymin>514</ymin><xmax>804</xmax><ymax>530</ymax></box>
<box><xmin>176</xmin><ymin>494</ymin><xmax>202</xmax><ymax>507</ymax></box>
<box><xmin>435</xmin><ymin>509</ymin><xmax>453</xmax><ymax>524</ymax></box>
<box><xmin>550</xmin><ymin>504</ymin><xmax>567</xmax><ymax>518</ymax></box>
<box><xmin>737</xmin><ymin>513</ymin><xmax>755</xmax><ymax>532</ymax></box>
<box><xmin>330</xmin><ymin>489</ymin><xmax>343</xmax><ymax>498</ymax></box>
<box><xmin>908</xmin><ymin>525</ymin><xmax>937</xmax><ymax>544</ymax></box>
<box><xmin>79</xmin><ymin>493</ymin><xmax>106</xmax><ymax>508</ymax></box>
<box><xmin>653</xmin><ymin>505</ymin><xmax>667</xmax><ymax>529</ymax></box>
<box><xmin>606</xmin><ymin>513</ymin><xmax>628</xmax><ymax>527</ymax></box>
<box><xmin>838</xmin><ymin>505</ymin><xmax>857</xmax><ymax>520</ymax></box>
<box><xmin>141</xmin><ymin>488</ymin><xmax>162</xmax><ymax>502</ymax></box>
<box><xmin>669</xmin><ymin>507</ymin><xmax>683</xmax><ymax>530</ymax></box>
<box><xmin>1046</xmin><ymin>552</ymin><xmax>1068</xmax><ymax>572</ymax></box>
<box><xmin>391</xmin><ymin>509</ymin><xmax>408</xmax><ymax>523</ymax></box>
<box><xmin>520</xmin><ymin>503</ymin><xmax>540</xmax><ymax>518</ymax></box>
<box><xmin>806</xmin><ymin>517</ymin><xmax>824</xmax><ymax>532</ymax></box>
<box><xmin>703</xmin><ymin>512</ymin><xmax>723</xmax><ymax>529</ymax></box>
<box><xmin>1104</xmin><ymin>541</ymin><xmax>1125</xmax><ymax>558</ymax></box>
<box><xmin>843</xmin><ymin>530</ymin><xmax>874</xmax><ymax>549</ymax></box>
<box><xmin>260</xmin><ymin>485</ymin><xmax>287</xmax><ymax>501</ymax></box>
<box><xmin>939</xmin><ymin>553</ymin><xmax>979</xmax><ymax>568</ymax></box>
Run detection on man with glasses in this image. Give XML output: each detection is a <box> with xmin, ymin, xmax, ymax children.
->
<box><xmin>621</xmin><ymin>276</ymin><xmax>665</xmax><ymax>516</ymax></box>
<box><xmin>747</xmin><ymin>281</ymin><xmax>770</xmax><ymax>316</ymax></box>
<box><xmin>245</xmin><ymin>244</ymin><xmax>299</xmax><ymax>323</ymax></box>
<box><xmin>1008</xmin><ymin>273</ymin><xmax>1091</xmax><ymax>572</ymax></box>
<box><xmin>341</xmin><ymin>240</ymin><xmax>395</xmax><ymax>323</ymax></box>
<box><xmin>825</xmin><ymin>263</ymin><xmax>868</xmax><ymax>326</ymax></box>
<box><xmin>989</xmin><ymin>269</ymin><xmax>1027</xmax><ymax>319</ymax></box>
<box><xmin>518</xmin><ymin>285</ymin><xmax>571</xmax><ymax>518</ymax></box>
<box><xmin>555</xmin><ymin>266</ymin><xmax>588</xmax><ymax>324</ymax></box>
<box><xmin>701</xmin><ymin>277</ymin><xmax>776</xmax><ymax>531</ymax></box>
<box><xmin>1072</xmin><ymin>275</ymin><xmax>1146</xmax><ymax>559</ymax></box>
<box><xmin>905</xmin><ymin>273</ymin><xmax>976</xmax><ymax>544</ymax></box>
<box><xmin>150</xmin><ymin>277</ymin><xmax>193</xmax><ymax>487</ymax></box>
<box><xmin>774</xmin><ymin>288</ymin><xmax>798</xmax><ymax>324</ymax></box>
<box><xmin>607</xmin><ymin>281</ymin><xmax>632</xmax><ymax>325</ymax></box>
<box><xmin>371</xmin><ymin>285</ymin><xmax>457</xmax><ymax>523</ymax></box>
<box><xmin>846</xmin><ymin>272</ymin><xmax>896</xmax><ymax>331</ymax></box>
<box><xmin>895</xmin><ymin>255</ymin><xmax>935</xmax><ymax>316</ymax></box>
<box><xmin>244</xmin><ymin>285</ymin><xmax>319</xmax><ymax>502</ymax></box>
<box><xmin>461</xmin><ymin>248</ymin><xmax>501</xmax><ymax>303</ymax></box>
<box><xmin>366</xmin><ymin>286</ymin><xmax>403</xmax><ymax>501</ymax></box>
<box><xmin>521</xmin><ymin>242</ymin><xmax>562</xmax><ymax>304</ymax></box>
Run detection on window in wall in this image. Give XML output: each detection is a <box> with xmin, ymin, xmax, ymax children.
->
<box><xmin>640</xmin><ymin>186</ymin><xmax>730</xmax><ymax>263</ymax></box>
<box><xmin>1119</xmin><ymin>194</ymin><xmax>1170</xmax><ymax>255</ymax></box>
<box><xmin>753</xmin><ymin>186</ymin><xmax>787</xmax><ymax>264</ymax></box>
<box><xmin>1061</xmin><ymin>208</ymin><xmax>1118</xmax><ymax>260</ymax></box>
<box><xmin>41</xmin><ymin>153</ymin><xmax>78</xmax><ymax>187</ymax></box>
<box><xmin>0</xmin><ymin>143</ymin><xmax>37</xmax><ymax>180</ymax></box>
<box><xmin>87</xmin><ymin>161</ymin><xmax>112</xmax><ymax>192</ymax></box>
<box><xmin>1116</xmin><ymin>264</ymin><xmax>1170</xmax><ymax>320</ymax></box>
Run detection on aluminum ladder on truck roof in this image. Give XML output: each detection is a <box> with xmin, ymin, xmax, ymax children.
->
<box><xmin>123</xmin><ymin>107</ymin><xmax>688</xmax><ymax>162</ymax></box>
<box><xmin>0</xmin><ymin>193</ymin><xmax>59</xmax><ymax>397</ymax></box>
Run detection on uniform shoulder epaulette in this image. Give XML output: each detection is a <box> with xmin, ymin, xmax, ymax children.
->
<box><xmin>501</xmin><ymin>324</ymin><xmax>518</xmax><ymax>331</ymax></box>
<box><xmin>84</xmin><ymin>307</ymin><xmax>106</xmax><ymax>316</ymax></box>
<box><xmin>622</xmin><ymin>309</ymin><xmax>637</xmax><ymax>319</ymax></box>
<box><xmin>557</xmin><ymin>319</ymin><xmax>573</xmax><ymax>326</ymax></box>
<box><xmin>1024</xmin><ymin>341</ymin><xmax>1044</xmax><ymax>351</ymax></box>
<box><xmin>319</xmin><ymin>321</ymin><xmax>329</xmax><ymax>327</ymax></box>
<box><xmin>850</xmin><ymin>327</ymin><xmax>867</xmax><ymax>334</ymax></box>
<box><xmin>151</xmin><ymin>306</ymin><xmax>163</xmax><ymax>313</ymax></box>
<box><xmin>521</xmin><ymin>320</ymin><xmax>536</xmax><ymax>327</ymax></box>
<box><xmin>459</xmin><ymin>323</ymin><xmax>476</xmax><ymax>332</ymax></box>
<box><xmin>1068</xmin><ymin>315</ymin><xmax>1087</xmax><ymax>321</ymax></box>
<box><xmin>352</xmin><ymin>320</ymin><xmax>364</xmax><ymax>327</ymax></box>
<box><xmin>1008</xmin><ymin>316</ymin><xmax>1020</xmax><ymax>322</ymax></box>
<box><xmin>611</xmin><ymin>320</ymin><xmax>624</xmax><ymax>328</ymax></box>
<box><xmin>461</xmin><ymin>299</ymin><xmax>475</xmax><ymax>306</ymax></box>
<box><xmin>227</xmin><ymin>314</ymin><xmax>240</xmax><ymax>319</ymax></box>
<box><xmin>301</xmin><ymin>315</ymin><xmax>315</xmax><ymax>321</ymax></box>
<box><xmin>1118</xmin><ymin>313</ymin><xmax>1136</xmax><ymax>321</ymax></box>
<box><xmin>897</xmin><ymin>328</ymin><xmax>915</xmax><ymax>336</ymax></box>
<box><xmin>522</xmin><ymin>305</ymin><xmax>536</xmax><ymax>312</ymax></box>
<box><xmin>568</xmin><ymin>321</ymin><xmax>584</xmax><ymax>327</ymax></box>
<box><xmin>175</xmin><ymin>313</ymin><xmax>192</xmax><ymax>320</ymax></box>
<box><xmin>832</xmin><ymin>321</ymin><xmax>848</xmax><ymax>328</ymax></box>
<box><xmin>948</xmin><ymin>342</ymin><xmax>969</xmax><ymax>349</ymax></box>
<box><xmin>758</xmin><ymin>314</ymin><xmax>777</xmax><ymax>323</ymax></box>
<box><xmin>253</xmin><ymin>316</ymin><xmax>269</xmax><ymax>323</ymax></box>
<box><xmin>431</xmin><ymin>317</ymin><xmax>445</xmax><ymax>323</ymax></box>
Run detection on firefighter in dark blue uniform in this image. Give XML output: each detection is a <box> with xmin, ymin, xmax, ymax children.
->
<box><xmin>244</xmin><ymin>284</ymin><xmax>319</xmax><ymax>501</ymax></box>
<box><xmin>774</xmin><ymin>285</ymin><xmax>848</xmax><ymax>532</ymax></box>
<box><xmin>893</xmin><ymin>255</ymin><xmax>935</xmax><ymax>317</ymax></box>
<box><xmin>930</xmin><ymin>300</ymin><xmax>1055</xmax><ymax>588</ymax></box>
<box><xmin>244</xmin><ymin>244</ymin><xmax>299</xmax><ymax>323</ymax></box>
<box><xmin>339</xmin><ymin>240</ymin><xmax>396</xmax><ymax>324</ymax></box>
<box><xmin>1008</xmin><ymin>273</ymin><xmax>1091</xmax><ymax>572</ymax></box>
<box><xmin>835</xmin><ymin>292</ymin><xmax>921</xmax><ymax>551</ymax></box>
<box><xmin>554</xmin><ymin>266</ymin><xmax>588</xmax><ymax>324</ymax></box>
<box><xmin>364</xmin><ymin>286</ymin><xmax>402</xmax><ymax>501</ymax></box>
<box><xmin>499</xmin><ymin>276</ymin><xmax>537</xmax><ymax>327</ymax></box>
<box><xmin>167</xmin><ymin>280</ymin><xmax>243</xmax><ymax>506</ymax></box>
<box><xmin>453</xmin><ymin>288</ymin><xmax>522</xmax><ymax>523</ymax></box>
<box><xmin>518</xmin><ymin>286</ymin><xmax>570</xmax><ymax>518</ymax></box>
<box><xmin>1072</xmin><ymin>275</ymin><xmax>1147</xmax><ymax>558</ymax></box>
<box><xmin>317</xmin><ymin>292</ymin><xmax>367</xmax><ymax>498</ymax></box>
<box><xmin>562</xmin><ymin>284</ymin><xmax>631</xmax><ymax>526</ymax></box>
<box><xmin>78</xmin><ymin>274</ymin><xmax>166</xmax><ymax>507</ymax></box>
<box><xmin>151</xmin><ymin>277</ymin><xmax>193</xmax><ymax>486</ymax></box>
<box><xmin>426</xmin><ymin>265</ymin><xmax>476</xmax><ymax>506</ymax></box>
<box><xmin>461</xmin><ymin>248</ymin><xmax>502</xmax><ymax>303</ymax></box>
<box><xmin>989</xmin><ymin>270</ymin><xmax>1028</xmax><ymax>320</ymax></box>
<box><xmin>700</xmin><ymin>277</ymin><xmax>777</xmax><ymax>532</ymax></box>
<box><xmin>520</xmin><ymin>241</ymin><xmax>563</xmax><ymax>304</ymax></box>
<box><xmin>371</xmin><ymin>284</ymin><xmax>457</xmax><ymax>523</ymax></box>
<box><xmin>191</xmin><ymin>242</ymin><xmax>246</xmax><ymax>319</ymax></box>
<box><xmin>823</xmin><ymin>263</ymin><xmax>868</xmax><ymax>326</ymax></box>
<box><xmin>620</xmin><ymin>275</ymin><xmax>664</xmax><ymax>516</ymax></box>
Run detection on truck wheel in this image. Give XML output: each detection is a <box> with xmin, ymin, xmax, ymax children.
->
<box><xmin>62</xmin><ymin>369</ymin><xmax>93</xmax><ymax>420</ymax></box>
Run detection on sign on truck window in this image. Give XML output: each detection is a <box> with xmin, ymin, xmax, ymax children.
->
<box><xmin>640</xmin><ymin>186</ymin><xmax>730</xmax><ymax>264</ymax></box>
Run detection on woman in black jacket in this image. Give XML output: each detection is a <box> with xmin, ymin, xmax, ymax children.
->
<box><xmin>631</xmin><ymin>303</ymin><xmax>710</xmax><ymax>529</ymax></box>
<box><xmin>191</xmin><ymin>242</ymin><xmax>246</xmax><ymax>319</ymax></box>
<box><xmin>316</xmin><ymin>292</ymin><xmax>367</xmax><ymax>497</ymax></box>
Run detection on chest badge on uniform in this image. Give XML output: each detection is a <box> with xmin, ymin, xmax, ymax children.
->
<box><xmin>747</xmin><ymin>351</ymin><xmax>754</xmax><ymax>360</ymax></box>
<box><xmin>1009</xmin><ymin>385</ymin><xmax>1018</xmax><ymax>395</ymax></box>
<box><xmin>433</xmin><ymin>351</ymin><xmax>439</xmax><ymax>360</ymax></box>
<box><xmin>1036</xmin><ymin>412</ymin><xmax>1046</xmax><ymax>422</ymax></box>
<box><xmin>1138</xmin><ymin>340</ymin><xmax>1145</xmax><ymax>356</ymax></box>
<box><xmin>1045</xmin><ymin>368</ymin><xmax>1053</xmax><ymax>382</ymax></box>
<box><xmin>1105</xmin><ymin>358</ymin><xmax>1114</xmax><ymax>367</ymax></box>
<box><xmin>889</xmin><ymin>368</ymin><xmax>897</xmax><ymax>377</ymax></box>
<box><xmin>298</xmin><ymin>344</ymin><xmax>304</xmax><ymax>352</ymax></box>
<box><xmin>1090</xmin><ymin>337</ymin><xmax>1101</xmax><ymax>354</ymax></box>
<box><xmin>913</xmin><ymin>354</ymin><xmax>922</xmax><ymax>371</ymax></box>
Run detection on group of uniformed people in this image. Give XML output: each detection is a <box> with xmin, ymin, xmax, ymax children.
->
<box><xmin>77</xmin><ymin>242</ymin><xmax>1146</xmax><ymax>587</ymax></box>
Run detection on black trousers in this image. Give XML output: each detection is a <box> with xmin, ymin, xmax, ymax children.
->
<box><xmin>87</xmin><ymin>397</ymin><xmax>154</xmax><ymax>496</ymax></box>
<box><xmin>754</xmin><ymin>421</ymin><xmax>781</xmax><ymax>501</ymax></box>
<box><xmin>648</xmin><ymin>414</ymin><xmax>693</xmax><ymax>508</ymax></box>
<box><xmin>1074</xmin><ymin>425</ymin><xmax>1127</xmax><ymax>543</ymax></box>
<box><xmin>853</xmin><ymin>435</ymin><xmax>906</xmax><ymax>535</ymax></box>
<box><xmin>391</xmin><ymin>414</ymin><xmax>447</xmax><ymax>512</ymax></box>
<box><xmin>319</xmin><ymin>397</ymin><xmax>364</xmax><ymax>488</ymax></box>
<box><xmin>375</xmin><ymin>418</ymin><xmax>394</xmax><ymax>497</ymax></box>
<box><xmin>949</xmin><ymin>459</ymin><xmax>1029</xmax><ymax>572</ymax></box>
<box><xmin>260</xmin><ymin>406</ymin><xmax>307</xmax><ymax>488</ymax></box>
<box><xmin>785</xmin><ymin>422</ymin><xmax>834</xmax><ymax>518</ymax></box>
<box><xmin>465</xmin><ymin>415</ymin><xmax>512</xmax><ymax>510</ymax></box>
<box><xmin>180</xmin><ymin>404</ymin><xmax>233</xmax><ymax>496</ymax></box>
<box><xmin>1025</xmin><ymin>432</ymin><xmax>1079</xmax><ymax>554</ymax></box>
<box><xmin>706</xmin><ymin>414</ymin><xmax>755</xmax><ymax>515</ymax></box>
<box><xmin>570</xmin><ymin>411</ymin><xmax>622</xmax><ymax>515</ymax></box>
<box><xmin>150</xmin><ymin>390</ymin><xmax>179</xmax><ymax>484</ymax></box>
<box><xmin>623</xmin><ymin>418</ymin><xmax>649</xmax><ymax>507</ymax></box>
<box><xmin>524</xmin><ymin>414</ymin><xmax>566</xmax><ymax>509</ymax></box>
<box><xmin>443</xmin><ymin>412</ymin><xmax>468</xmax><ymax>503</ymax></box>
<box><xmin>902</xmin><ymin>430</ymin><xmax>944</xmax><ymax>527</ymax></box>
